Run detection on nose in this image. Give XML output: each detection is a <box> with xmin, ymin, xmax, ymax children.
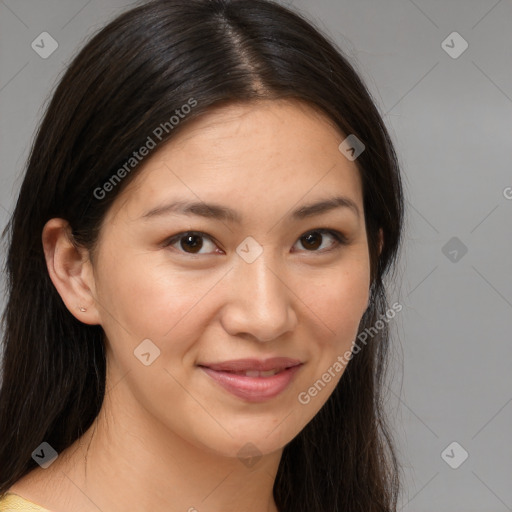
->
<box><xmin>220</xmin><ymin>253</ymin><xmax>298</xmax><ymax>342</ymax></box>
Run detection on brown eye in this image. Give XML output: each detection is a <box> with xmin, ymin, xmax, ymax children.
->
<box><xmin>179</xmin><ymin>233</ymin><xmax>204</xmax><ymax>253</ymax></box>
<box><xmin>165</xmin><ymin>232</ymin><xmax>218</xmax><ymax>255</ymax></box>
<box><xmin>295</xmin><ymin>229</ymin><xmax>347</xmax><ymax>252</ymax></box>
<box><xmin>301</xmin><ymin>231</ymin><xmax>322</xmax><ymax>250</ymax></box>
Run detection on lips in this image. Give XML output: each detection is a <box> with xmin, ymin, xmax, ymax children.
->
<box><xmin>199</xmin><ymin>357</ymin><xmax>302</xmax><ymax>373</ymax></box>
<box><xmin>198</xmin><ymin>357</ymin><xmax>303</xmax><ymax>402</ymax></box>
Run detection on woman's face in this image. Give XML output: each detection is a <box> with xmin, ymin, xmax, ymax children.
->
<box><xmin>89</xmin><ymin>99</ymin><xmax>371</xmax><ymax>459</ymax></box>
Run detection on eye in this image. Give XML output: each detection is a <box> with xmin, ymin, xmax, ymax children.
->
<box><xmin>164</xmin><ymin>231</ymin><xmax>220</xmax><ymax>255</ymax></box>
<box><xmin>292</xmin><ymin>229</ymin><xmax>347</xmax><ymax>253</ymax></box>
<box><xmin>164</xmin><ymin>228</ymin><xmax>347</xmax><ymax>256</ymax></box>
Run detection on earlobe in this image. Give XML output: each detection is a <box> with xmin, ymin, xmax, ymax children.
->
<box><xmin>41</xmin><ymin>218</ymin><xmax>101</xmax><ymax>325</ymax></box>
<box><xmin>378</xmin><ymin>228</ymin><xmax>384</xmax><ymax>256</ymax></box>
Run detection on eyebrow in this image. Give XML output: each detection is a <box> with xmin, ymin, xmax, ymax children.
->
<box><xmin>141</xmin><ymin>195</ymin><xmax>360</xmax><ymax>223</ymax></box>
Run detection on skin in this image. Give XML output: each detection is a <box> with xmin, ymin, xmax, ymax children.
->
<box><xmin>10</xmin><ymin>99</ymin><xmax>380</xmax><ymax>512</ymax></box>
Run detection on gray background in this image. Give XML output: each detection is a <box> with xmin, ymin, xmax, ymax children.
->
<box><xmin>1</xmin><ymin>1</ymin><xmax>511</xmax><ymax>511</ymax></box>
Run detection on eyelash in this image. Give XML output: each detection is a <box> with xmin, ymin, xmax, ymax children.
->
<box><xmin>163</xmin><ymin>229</ymin><xmax>348</xmax><ymax>256</ymax></box>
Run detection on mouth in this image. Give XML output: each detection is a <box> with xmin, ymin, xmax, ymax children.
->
<box><xmin>198</xmin><ymin>357</ymin><xmax>303</xmax><ymax>402</ymax></box>
<box><xmin>215</xmin><ymin>368</ymin><xmax>285</xmax><ymax>377</ymax></box>
<box><xmin>199</xmin><ymin>357</ymin><xmax>302</xmax><ymax>373</ymax></box>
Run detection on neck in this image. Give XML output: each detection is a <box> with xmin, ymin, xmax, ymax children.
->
<box><xmin>35</xmin><ymin>368</ymin><xmax>282</xmax><ymax>512</ymax></box>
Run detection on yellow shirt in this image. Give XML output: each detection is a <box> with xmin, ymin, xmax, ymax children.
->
<box><xmin>0</xmin><ymin>492</ymin><xmax>52</xmax><ymax>511</ymax></box>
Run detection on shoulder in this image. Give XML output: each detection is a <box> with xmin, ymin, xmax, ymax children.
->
<box><xmin>0</xmin><ymin>492</ymin><xmax>52</xmax><ymax>511</ymax></box>
<box><xmin>4</xmin><ymin>451</ymin><xmax>83</xmax><ymax>512</ymax></box>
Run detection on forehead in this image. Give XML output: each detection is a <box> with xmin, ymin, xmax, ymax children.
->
<box><xmin>107</xmin><ymin>99</ymin><xmax>364</xmax><ymax>225</ymax></box>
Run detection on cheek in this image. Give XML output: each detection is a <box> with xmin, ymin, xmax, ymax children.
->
<box><xmin>308</xmin><ymin>264</ymin><xmax>370</xmax><ymax>346</ymax></box>
<box><xmin>294</xmin><ymin>265</ymin><xmax>369</xmax><ymax>413</ymax></box>
<box><xmin>95</xmin><ymin>252</ymin><xmax>213</xmax><ymax>340</ymax></box>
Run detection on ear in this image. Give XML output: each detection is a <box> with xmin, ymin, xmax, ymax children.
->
<box><xmin>42</xmin><ymin>218</ymin><xmax>101</xmax><ymax>325</ymax></box>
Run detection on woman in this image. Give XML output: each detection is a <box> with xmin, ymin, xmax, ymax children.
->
<box><xmin>0</xmin><ymin>0</ymin><xmax>404</xmax><ymax>510</ymax></box>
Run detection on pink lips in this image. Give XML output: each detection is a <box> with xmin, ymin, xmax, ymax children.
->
<box><xmin>199</xmin><ymin>357</ymin><xmax>303</xmax><ymax>402</ymax></box>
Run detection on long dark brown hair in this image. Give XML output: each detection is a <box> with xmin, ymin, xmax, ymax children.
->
<box><xmin>0</xmin><ymin>1</ymin><xmax>404</xmax><ymax>510</ymax></box>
